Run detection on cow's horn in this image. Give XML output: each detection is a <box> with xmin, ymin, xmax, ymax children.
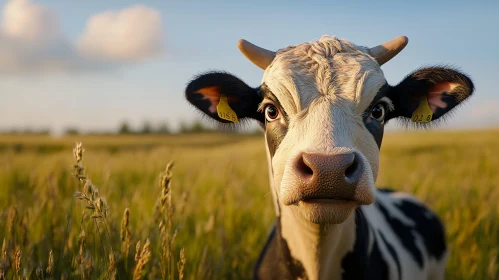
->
<box><xmin>237</xmin><ymin>39</ymin><xmax>275</xmax><ymax>70</ymax></box>
<box><xmin>368</xmin><ymin>36</ymin><xmax>408</xmax><ymax>65</ymax></box>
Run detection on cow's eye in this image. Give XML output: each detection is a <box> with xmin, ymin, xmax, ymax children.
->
<box><xmin>265</xmin><ymin>105</ymin><xmax>280</xmax><ymax>122</ymax></box>
<box><xmin>370</xmin><ymin>103</ymin><xmax>385</xmax><ymax>122</ymax></box>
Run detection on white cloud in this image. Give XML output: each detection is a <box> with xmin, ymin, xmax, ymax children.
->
<box><xmin>77</xmin><ymin>5</ymin><xmax>163</xmax><ymax>62</ymax></box>
<box><xmin>0</xmin><ymin>39</ymin><xmax>78</xmax><ymax>73</ymax></box>
<box><xmin>2</xmin><ymin>0</ymin><xmax>61</xmax><ymax>45</ymax></box>
<box><xmin>0</xmin><ymin>0</ymin><xmax>164</xmax><ymax>74</ymax></box>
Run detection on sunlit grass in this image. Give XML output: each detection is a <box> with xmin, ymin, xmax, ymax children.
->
<box><xmin>0</xmin><ymin>130</ymin><xmax>497</xmax><ymax>279</ymax></box>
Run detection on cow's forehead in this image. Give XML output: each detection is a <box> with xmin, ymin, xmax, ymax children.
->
<box><xmin>261</xmin><ymin>36</ymin><xmax>386</xmax><ymax>115</ymax></box>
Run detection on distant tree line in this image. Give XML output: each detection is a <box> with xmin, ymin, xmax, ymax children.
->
<box><xmin>60</xmin><ymin>120</ymin><xmax>216</xmax><ymax>135</ymax></box>
<box><xmin>1</xmin><ymin>120</ymin><xmax>263</xmax><ymax>136</ymax></box>
<box><xmin>0</xmin><ymin>128</ymin><xmax>51</xmax><ymax>135</ymax></box>
<box><xmin>117</xmin><ymin>120</ymin><xmax>213</xmax><ymax>135</ymax></box>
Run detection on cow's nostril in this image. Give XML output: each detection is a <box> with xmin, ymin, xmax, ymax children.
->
<box><xmin>345</xmin><ymin>158</ymin><xmax>358</xmax><ymax>178</ymax></box>
<box><xmin>344</xmin><ymin>153</ymin><xmax>362</xmax><ymax>183</ymax></box>
<box><xmin>296</xmin><ymin>154</ymin><xmax>314</xmax><ymax>176</ymax></box>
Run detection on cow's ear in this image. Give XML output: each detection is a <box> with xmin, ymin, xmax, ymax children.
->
<box><xmin>185</xmin><ymin>72</ymin><xmax>264</xmax><ymax>123</ymax></box>
<box><xmin>386</xmin><ymin>67</ymin><xmax>474</xmax><ymax>123</ymax></box>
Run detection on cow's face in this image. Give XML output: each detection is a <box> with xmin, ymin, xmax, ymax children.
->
<box><xmin>185</xmin><ymin>36</ymin><xmax>473</xmax><ymax>225</ymax></box>
<box><xmin>260</xmin><ymin>37</ymin><xmax>387</xmax><ymax>224</ymax></box>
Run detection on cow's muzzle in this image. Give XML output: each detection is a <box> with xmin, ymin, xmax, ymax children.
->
<box><xmin>281</xmin><ymin>151</ymin><xmax>373</xmax><ymax>206</ymax></box>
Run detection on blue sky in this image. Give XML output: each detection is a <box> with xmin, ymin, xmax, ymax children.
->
<box><xmin>1</xmin><ymin>0</ymin><xmax>498</xmax><ymax>133</ymax></box>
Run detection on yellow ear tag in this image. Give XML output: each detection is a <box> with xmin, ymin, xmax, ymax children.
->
<box><xmin>216</xmin><ymin>95</ymin><xmax>239</xmax><ymax>123</ymax></box>
<box><xmin>411</xmin><ymin>96</ymin><xmax>433</xmax><ymax>123</ymax></box>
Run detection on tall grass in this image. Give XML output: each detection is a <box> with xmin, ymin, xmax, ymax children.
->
<box><xmin>0</xmin><ymin>130</ymin><xmax>497</xmax><ymax>279</ymax></box>
<box><xmin>0</xmin><ymin>141</ymin><xmax>188</xmax><ymax>279</ymax></box>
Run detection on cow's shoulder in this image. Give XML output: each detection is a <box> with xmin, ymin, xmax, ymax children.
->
<box><xmin>374</xmin><ymin>189</ymin><xmax>446</xmax><ymax>260</ymax></box>
<box><xmin>359</xmin><ymin>189</ymin><xmax>447</xmax><ymax>279</ymax></box>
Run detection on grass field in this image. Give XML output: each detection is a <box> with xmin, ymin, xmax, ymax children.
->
<box><xmin>0</xmin><ymin>130</ymin><xmax>498</xmax><ymax>279</ymax></box>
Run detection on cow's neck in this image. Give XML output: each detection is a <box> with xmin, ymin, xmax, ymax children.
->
<box><xmin>279</xmin><ymin>206</ymin><xmax>359</xmax><ymax>280</ymax></box>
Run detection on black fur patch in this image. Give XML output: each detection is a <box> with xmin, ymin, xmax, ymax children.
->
<box><xmin>377</xmin><ymin>188</ymin><xmax>395</xmax><ymax>193</ymax></box>
<box><xmin>254</xmin><ymin>219</ymin><xmax>308</xmax><ymax>280</ymax></box>
<box><xmin>363</xmin><ymin>84</ymin><xmax>390</xmax><ymax>148</ymax></box>
<box><xmin>386</xmin><ymin>66</ymin><xmax>474</xmax><ymax>122</ymax></box>
<box><xmin>367</xmin><ymin>236</ymin><xmax>390</xmax><ymax>280</ymax></box>
<box><xmin>342</xmin><ymin>209</ymin><xmax>403</xmax><ymax>280</ymax></box>
<box><xmin>341</xmin><ymin>209</ymin><xmax>370</xmax><ymax>279</ymax></box>
<box><xmin>394</xmin><ymin>200</ymin><xmax>447</xmax><ymax>260</ymax></box>
<box><xmin>376</xmin><ymin>200</ymin><xmax>424</xmax><ymax>267</ymax></box>
<box><xmin>378</xmin><ymin>231</ymin><xmax>402</xmax><ymax>279</ymax></box>
<box><xmin>185</xmin><ymin>71</ymin><xmax>264</xmax><ymax>123</ymax></box>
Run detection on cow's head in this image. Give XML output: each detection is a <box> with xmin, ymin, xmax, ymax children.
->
<box><xmin>185</xmin><ymin>36</ymin><xmax>473</xmax><ymax>224</ymax></box>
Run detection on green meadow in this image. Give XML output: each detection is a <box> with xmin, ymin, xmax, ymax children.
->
<box><xmin>0</xmin><ymin>130</ymin><xmax>498</xmax><ymax>279</ymax></box>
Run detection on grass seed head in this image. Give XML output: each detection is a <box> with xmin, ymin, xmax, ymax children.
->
<box><xmin>7</xmin><ymin>207</ymin><xmax>18</xmax><ymax>239</ymax></box>
<box><xmin>122</xmin><ymin>208</ymin><xmax>130</xmax><ymax>233</ymax></box>
<box><xmin>159</xmin><ymin>162</ymin><xmax>174</xmax><ymax>203</ymax></box>
<box><xmin>35</xmin><ymin>267</ymin><xmax>43</xmax><ymax>279</ymax></box>
<box><xmin>108</xmin><ymin>253</ymin><xmax>116</xmax><ymax>280</ymax></box>
<box><xmin>134</xmin><ymin>241</ymin><xmax>141</xmax><ymax>263</ymax></box>
<box><xmin>78</xmin><ymin>230</ymin><xmax>86</xmax><ymax>265</ymax></box>
<box><xmin>1</xmin><ymin>239</ymin><xmax>6</xmax><ymax>261</ymax></box>
<box><xmin>178</xmin><ymin>248</ymin><xmax>185</xmax><ymax>280</ymax></box>
<box><xmin>85</xmin><ymin>256</ymin><xmax>92</xmax><ymax>277</ymax></box>
<box><xmin>121</xmin><ymin>208</ymin><xmax>131</xmax><ymax>257</ymax></box>
<box><xmin>14</xmin><ymin>247</ymin><xmax>21</xmax><ymax>276</ymax></box>
<box><xmin>0</xmin><ymin>263</ymin><xmax>5</xmax><ymax>280</ymax></box>
<box><xmin>46</xmin><ymin>250</ymin><xmax>53</xmax><ymax>276</ymax></box>
<box><xmin>73</xmin><ymin>142</ymin><xmax>84</xmax><ymax>163</ymax></box>
<box><xmin>133</xmin><ymin>239</ymin><xmax>151</xmax><ymax>280</ymax></box>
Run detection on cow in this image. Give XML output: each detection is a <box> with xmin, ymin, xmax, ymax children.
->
<box><xmin>184</xmin><ymin>35</ymin><xmax>474</xmax><ymax>280</ymax></box>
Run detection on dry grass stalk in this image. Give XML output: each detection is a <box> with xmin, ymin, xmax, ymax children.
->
<box><xmin>0</xmin><ymin>238</ymin><xmax>9</xmax><ymax>280</ymax></box>
<box><xmin>158</xmin><ymin>162</ymin><xmax>177</xmax><ymax>279</ymax></box>
<box><xmin>46</xmin><ymin>250</ymin><xmax>53</xmax><ymax>277</ymax></box>
<box><xmin>76</xmin><ymin>230</ymin><xmax>86</xmax><ymax>279</ymax></box>
<box><xmin>8</xmin><ymin>207</ymin><xmax>18</xmax><ymax>242</ymax></box>
<box><xmin>0</xmin><ymin>238</ymin><xmax>7</xmax><ymax>279</ymax></box>
<box><xmin>1</xmin><ymin>239</ymin><xmax>5</xmax><ymax>261</ymax></box>
<box><xmin>134</xmin><ymin>240</ymin><xmax>141</xmax><ymax>264</ymax></box>
<box><xmin>195</xmin><ymin>247</ymin><xmax>211</xmax><ymax>279</ymax></box>
<box><xmin>177</xmin><ymin>248</ymin><xmax>185</xmax><ymax>280</ymax></box>
<box><xmin>72</xmin><ymin>142</ymin><xmax>115</xmax><ymax>276</ymax></box>
<box><xmin>176</xmin><ymin>192</ymin><xmax>190</xmax><ymax>219</ymax></box>
<box><xmin>78</xmin><ymin>230</ymin><xmax>86</xmax><ymax>265</ymax></box>
<box><xmin>108</xmin><ymin>253</ymin><xmax>116</xmax><ymax>280</ymax></box>
<box><xmin>159</xmin><ymin>162</ymin><xmax>174</xmax><ymax>212</ymax></box>
<box><xmin>133</xmin><ymin>239</ymin><xmax>151</xmax><ymax>280</ymax></box>
<box><xmin>73</xmin><ymin>142</ymin><xmax>84</xmax><ymax>163</ymax></box>
<box><xmin>120</xmin><ymin>208</ymin><xmax>131</xmax><ymax>259</ymax></box>
<box><xmin>14</xmin><ymin>246</ymin><xmax>21</xmax><ymax>277</ymax></box>
<box><xmin>85</xmin><ymin>256</ymin><xmax>92</xmax><ymax>278</ymax></box>
<box><xmin>73</xmin><ymin>142</ymin><xmax>109</xmax><ymax>220</ymax></box>
<box><xmin>19</xmin><ymin>214</ymin><xmax>29</xmax><ymax>248</ymax></box>
<box><xmin>35</xmin><ymin>268</ymin><xmax>42</xmax><ymax>279</ymax></box>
